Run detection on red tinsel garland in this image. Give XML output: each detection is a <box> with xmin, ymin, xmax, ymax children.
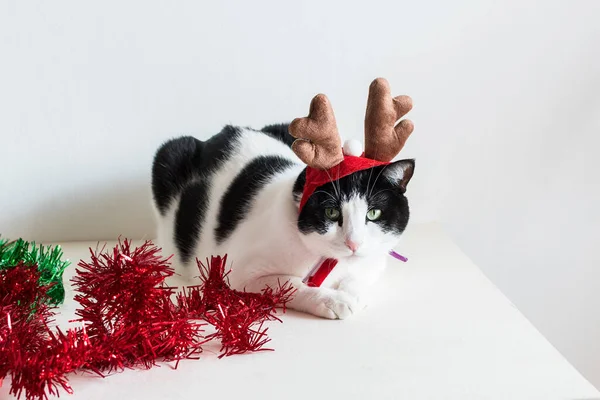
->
<box><xmin>0</xmin><ymin>240</ymin><xmax>295</xmax><ymax>400</ymax></box>
<box><xmin>194</xmin><ymin>255</ymin><xmax>293</xmax><ymax>357</ymax></box>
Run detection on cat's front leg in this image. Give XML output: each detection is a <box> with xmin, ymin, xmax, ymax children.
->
<box><xmin>242</xmin><ymin>275</ymin><xmax>359</xmax><ymax>320</ymax></box>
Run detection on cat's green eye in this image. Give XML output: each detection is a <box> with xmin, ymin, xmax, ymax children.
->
<box><xmin>325</xmin><ymin>208</ymin><xmax>340</xmax><ymax>221</ymax></box>
<box><xmin>367</xmin><ymin>209</ymin><xmax>382</xmax><ymax>221</ymax></box>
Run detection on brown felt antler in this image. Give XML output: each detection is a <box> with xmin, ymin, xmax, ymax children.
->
<box><xmin>289</xmin><ymin>93</ymin><xmax>344</xmax><ymax>170</ymax></box>
<box><xmin>364</xmin><ymin>78</ymin><xmax>414</xmax><ymax>162</ymax></box>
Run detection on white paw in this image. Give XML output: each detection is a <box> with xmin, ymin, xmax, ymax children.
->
<box><xmin>315</xmin><ymin>291</ymin><xmax>359</xmax><ymax>320</ymax></box>
<box><xmin>336</xmin><ymin>279</ymin><xmax>368</xmax><ymax>311</ymax></box>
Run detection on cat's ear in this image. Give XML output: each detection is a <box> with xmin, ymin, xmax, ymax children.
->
<box><xmin>382</xmin><ymin>159</ymin><xmax>415</xmax><ymax>192</ymax></box>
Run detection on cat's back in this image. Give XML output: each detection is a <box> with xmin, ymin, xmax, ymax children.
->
<box><xmin>151</xmin><ymin>124</ymin><xmax>302</xmax><ymax>269</ymax></box>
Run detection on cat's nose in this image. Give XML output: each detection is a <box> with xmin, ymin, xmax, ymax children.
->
<box><xmin>345</xmin><ymin>238</ymin><xmax>360</xmax><ymax>252</ymax></box>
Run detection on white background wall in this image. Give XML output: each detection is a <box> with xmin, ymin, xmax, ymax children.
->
<box><xmin>1</xmin><ymin>0</ymin><xmax>599</xmax><ymax>388</ymax></box>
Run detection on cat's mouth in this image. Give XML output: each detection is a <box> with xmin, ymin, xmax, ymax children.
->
<box><xmin>343</xmin><ymin>251</ymin><xmax>366</xmax><ymax>259</ymax></box>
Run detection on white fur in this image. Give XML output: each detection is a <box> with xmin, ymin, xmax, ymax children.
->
<box><xmin>154</xmin><ymin>128</ymin><xmax>403</xmax><ymax>319</ymax></box>
<box><xmin>384</xmin><ymin>163</ymin><xmax>406</xmax><ymax>183</ymax></box>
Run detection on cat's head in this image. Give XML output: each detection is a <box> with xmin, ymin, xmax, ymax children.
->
<box><xmin>293</xmin><ymin>159</ymin><xmax>414</xmax><ymax>259</ymax></box>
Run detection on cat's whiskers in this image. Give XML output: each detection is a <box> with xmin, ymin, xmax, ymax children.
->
<box><xmin>366</xmin><ymin>146</ymin><xmax>383</xmax><ymax>199</ymax></box>
<box><xmin>312</xmin><ymin>190</ymin><xmax>338</xmax><ymax>203</ymax></box>
<box><xmin>335</xmin><ymin>165</ymin><xmax>342</xmax><ymax>201</ymax></box>
<box><xmin>368</xmin><ymin>164</ymin><xmax>390</xmax><ymax>199</ymax></box>
<box><xmin>366</xmin><ymin>165</ymin><xmax>375</xmax><ymax>202</ymax></box>
<box><xmin>323</xmin><ymin>169</ymin><xmax>340</xmax><ymax>200</ymax></box>
<box><xmin>369</xmin><ymin>188</ymin><xmax>394</xmax><ymax>201</ymax></box>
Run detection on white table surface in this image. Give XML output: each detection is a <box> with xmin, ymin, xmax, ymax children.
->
<box><xmin>2</xmin><ymin>223</ymin><xmax>598</xmax><ymax>400</ymax></box>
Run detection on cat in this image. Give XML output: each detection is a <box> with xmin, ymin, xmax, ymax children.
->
<box><xmin>151</xmin><ymin>123</ymin><xmax>414</xmax><ymax>319</ymax></box>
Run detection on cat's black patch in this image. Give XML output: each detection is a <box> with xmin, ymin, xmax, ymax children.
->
<box><xmin>297</xmin><ymin>160</ymin><xmax>415</xmax><ymax>235</ymax></box>
<box><xmin>215</xmin><ymin>156</ymin><xmax>294</xmax><ymax>244</ymax></box>
<box><xmin>202</xmin><ymin>125</ymin><xmax>243</xmax><ymax>171</ymax></box>
<box><xmin>260</xmin><ymin>123</ymin><xmax>295</xmax><ymax>147</ymax></box>
<box><xmin>292</xmin><ymin>167</ymin><xmax>307</xmax><ymax>203</ymax></box>
<box><xmin>152</xmin><ymin>136</ymin><xmax>204</xmax><ymax>215</ymax></box>
<box><xmin>151</xmin><ymin>125</ymin><xmax>241</xmax><ymax>215</ymax></box>
<box><xmin>175</xmin><ymin>179</ymin><xmax>209</xmax><ymax>263</ymax></box>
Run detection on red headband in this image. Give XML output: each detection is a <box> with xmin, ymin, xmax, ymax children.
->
<box><xmin>299</xmin><ymin>154</ymin><xmax>389</xmax><ymax>212</ymax></box>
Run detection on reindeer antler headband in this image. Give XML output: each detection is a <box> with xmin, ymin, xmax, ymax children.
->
<box><xmin>290</xmin><ymin>77</ymin><xmax>414</xmax><ymax>211</ymax></box>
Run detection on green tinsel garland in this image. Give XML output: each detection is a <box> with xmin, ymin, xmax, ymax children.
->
<box><xmin>0</xmin><ymin>237</ymin><xmax>69</xmax><ymax>304</ymax></box>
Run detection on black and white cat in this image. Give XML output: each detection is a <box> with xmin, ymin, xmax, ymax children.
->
<box><xmin>151</xmin><ymin>124</ymin><xmax>414</xmax><ymax>319</ymax></box>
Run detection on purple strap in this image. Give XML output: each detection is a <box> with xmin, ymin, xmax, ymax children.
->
<box><xmin>389</xmin><ymin>250</ymin><xmax>408</xmax><ymax>262</ymax></box>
